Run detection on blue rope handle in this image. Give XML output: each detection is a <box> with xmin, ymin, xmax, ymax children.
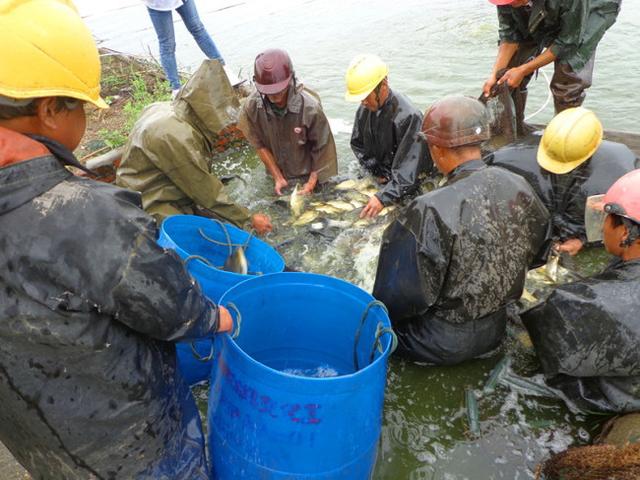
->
<box><xmin>190</xmin><ymin>341</ymin><xmax>214</xmax><ymax>363</ymax></box>
<box><xmin>226</xmin><ymin>302</ymin><xmax>242</xmax><ymax>340</ymax></box>
<box><xmin>353</xmin><ymin>300</ymin><xmax>389</xmax><ymax>372</ymax></box>
<box><xmin>369</xmin><ymin>322</ymin><xmax>398</xmax><ymax>364</ymax></box>
<box><xmin>184</xmin><ymin>255</ymin><xmax>213</xmax><ymax>267</ymax></box>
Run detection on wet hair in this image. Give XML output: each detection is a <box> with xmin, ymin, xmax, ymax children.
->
<box><xmin>0</xmin><ymin>96</ymin><xmax>81</xmax><ymax>121</ymax></box>
<box><xmin>610</xmin><ymin>214</ymin><xmax>640</xmax><ymax>246</ymax></box>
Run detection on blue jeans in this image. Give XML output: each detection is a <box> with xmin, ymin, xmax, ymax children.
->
<box><xmin>147</xmin><ymin>0</ymin><xmax>225</xmax><ymax>90</ymax></box>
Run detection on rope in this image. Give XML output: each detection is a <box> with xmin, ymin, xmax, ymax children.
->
<box><xmin>369</xmin><ymin>323</ymin><xmax>398</xmax><ymax>364</ymax></box>
<box><xmin>353</xmin><ymin>300</ymin><xmax>389</xmax><ymax>372</ymax></box>
<box><xmin>189</xmin><ymin>341</ymin><xmax>214</xmax><ymax>363</ymax></box>
<box><xmin>226</xmin><ymin>302</ymin><xmax>242</xmax><ymax>339</ymax></box>
<box><xmin>524</xmin><ymin>67</ymin><xmax>552</xmax><ymax>122</ymax></box>
<box><xmin>184</xmin><ymin>255</ymin><xmax>213</xmax><ymax>267</ymax></box>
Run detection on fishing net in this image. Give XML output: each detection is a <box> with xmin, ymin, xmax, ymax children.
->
<box><xmin>538</xmin><ymin>444</ymin><xmax>640</xmax><ymax>480</ymax></box>
<box><xmin>479</xmin><ymin>80</ymin><xmax>516</xmax><ymax>149</ymax></box>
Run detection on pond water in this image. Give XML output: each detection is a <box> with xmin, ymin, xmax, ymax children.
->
<box><xmin>77</xmin><ymin>1</ymin><xmax>634</xmax><ymax>478</ymax></box>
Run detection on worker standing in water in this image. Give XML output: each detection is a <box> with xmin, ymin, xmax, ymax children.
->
<box><xmin>345</xmin><ymin>54</ymin><xmax>433</xmax><ymax>218</ymax></box>
<box><xmin>487</xmin><ymin>107</ymin><xmax>638</xmax><ymax>257</ymax></box>
<box><xmin>0</xmin><ymin>1</ymin><xmax>232</xmax><ymax>477</ymax></box>
<box><xmin>117</xmin><ymin>59</ymin><xmax>272</xmax><ymax>234</ymax></box>
<box><xmin>483</xmin><ymin>0</ymin><xmax>621</xmax><ymax>134</ymax></box>
<box><xmin>373</xmin><ymin>96</ymin><xmax>548</xmax><ymax>365</ymax></box>
<box><xmin>523</xmin><ymin>169</ymin><xmax>640</xmax><ymax>414</ymax></box>
<box><xmin>237</xmin><ymin>49</ymin><xmax>338</xmax><ymax>196</ymax></box>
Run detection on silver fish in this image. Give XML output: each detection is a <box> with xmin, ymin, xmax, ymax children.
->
<box><xmin>223</xmin><ymin>247</ymin><xmax>248</xmax><ymax>275</ymax></box>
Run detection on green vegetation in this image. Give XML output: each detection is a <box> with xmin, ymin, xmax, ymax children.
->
<box><xmin>98</xmin><ymin>71</ymin><xmax>171</xmax><ymax>149</ymax></box>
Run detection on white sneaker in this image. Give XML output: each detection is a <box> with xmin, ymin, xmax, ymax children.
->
<box><xmin>171</xmin><ymin>88</ymin><xmax>180</xmax><ymax>100</ymax></box>
<box><xmin>223</xmin><ymin>65</ymin><xmax>247</xmax><ymax>87</ymax></box>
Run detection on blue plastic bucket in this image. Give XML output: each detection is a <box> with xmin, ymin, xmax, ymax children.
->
<box><xmin>208</xmin><ymin>273</ymin><xmax>394</xmax><ymax>479</ymax></box>
<box><xmin>157</xmin><ymin>215</ymin><xmax>285</xmax><ymax>384</ymax></box>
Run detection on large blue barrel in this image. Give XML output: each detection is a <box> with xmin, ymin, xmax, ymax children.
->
<box><xmin>157</xmin><ymin>215</ymin><xmax>285</xmax><ymax>384</ymax></box>
<box><xmin>208</xmin><ymin>273</ymin><xmax>394</xmax><ymax>479</ymax></box>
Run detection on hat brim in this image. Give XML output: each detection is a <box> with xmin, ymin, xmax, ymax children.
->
<box><xmin>537</xmin><ymin>143</ymin><xmax>596</xmax><ymax>174</ymax></box>
<box><xmin>488</xmin><ymin>0</ymin><xmax>517</xmax><ymax>5</ymax></box>
<box><xmin>255</xmin><ymin>76</ymin><xmax>292</xmax><ymax>95</ymax></box>
<box><xmin>344</xmin><ymin>89</ymin><xmax>373</xmax><ymax>103</ymax></box>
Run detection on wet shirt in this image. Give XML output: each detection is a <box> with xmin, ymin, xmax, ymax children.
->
<box><xmin>0</xmin><ymin>130</ymin><xmax>216</xmax><ymax>479</ymax></box>
<box><xmin>117</xmin><ymin>60</ymin><xmax>251</xmax><ymax>226</ymax></box>
<box><xmin>237</xmin><ymin>85</ymin><xmax>338</xmax><ymax>183</ymax></box>
<box><xmin>373</xmin><ymin>161</ymin><xmax>549</xmax><ymax>360</ymax></box>
<box><xmin>350</xmin><ymin>90</ymin><xmax>432</xmax><ymax>206</ymax></box>
<box><xmin>496</xmin><ymin>0</ymin><xmax>621</xmax><ymax>71</ymax></box>
<box><xmin>523</xmin><ymin>259</ymin><xmax>640</xmax><ymax>413</ymax></box>
<box><xmin>487</xmin><ymin>134</ymin><xmax>639</xmax><ymax>244</ymax></box>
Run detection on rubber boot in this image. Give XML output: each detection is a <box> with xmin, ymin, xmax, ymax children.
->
<box><xmin>512</xmin><ymin>89</ymin><xmax>536</xmax><ymax>137</ymax></box>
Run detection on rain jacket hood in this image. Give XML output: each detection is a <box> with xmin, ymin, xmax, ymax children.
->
<box><xmin>373</xmin><ymin>160</ymin><xmax>549</xmax><ymax>364</ymax></box>
<box><xmin>117</xmin><ymin>60</ymin><xmax>251</xmax><ymax>226</ymax></box>
<box><xmin>523</xmin><ymin>258</ymin><xmax>640</xmax><ymax>413</ymax></box>
<box><xmin>0</xmin><ymin>130</ymin><xmax>217</xmax><ymax>479</ymax></box>
<box><xmin>487</xmin><ymin>134</ymin><xmax>639</xmax><ymax>247</ymax></box>
<box><xmin>350</xmin><ymin>89</ymin><xmax>433</xmax><ymax>206</ymax></box>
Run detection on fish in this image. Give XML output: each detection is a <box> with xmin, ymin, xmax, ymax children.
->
<box><xmin>309</xmin><ymin>218</ymin><xmax>353</xmax><ymax>231</ymax></box>
<box><xmin>483</xmin><ymin>357</ymin><xmax>511</xmax><ymax>392</ymax></box>
<box><xmin>334</xmin><ymin>179</ymin><xmax>359</xmax><ymax>191</ymax></box>
<box><xmin>223</xmin><ymin>247</ymin><xmax>248</xmax><ymax>275</ymax></box>
<box><xmin>520</xmin><ymin>288</ymin><xmax>537</xmax><ymax>303</ymax></box>
<box><xmin>465</xmin><ymin>389</ymin><xmax>481</xmax><ymax>437</ymax></box>
<box><xmin>378</xmin><ymin>205</ymin><xmax>396</xmax><ymax>217</ymax></box>
<box><xmin>291</xmin><ymin>210</ymin><xmax>319</xmax><ymax>226</ymax></box>
<box><xmin>325</xmin><ymin>200</ymin><xmax>356</xmax><ymax>211</ymax></box>
<box><xmin>353</xmin><ymin>218</ymin><xmax>373</xmax><ymax>228</ymax></box>
<box><xmin>290</xmin><ymin>184</ymin><xmax>306</xmax><ymax>217</ymax></box>
<box><xmin>314</xmin><ymin>205</ymin><xmax>342</xmax><ymax>215</ymax></box>
<box><xmin>545</xmin><ymin>253</ymin><xmax>559</xmax><ymax>283</ymax></box>
<box><xmin>342</xmin><ymin>190</ymin><xmax>370</xmax><ymax>203</ymax></box>
<box><xmin>349</xmin><ymin>200</ymin><xmax>365</xmax><ymax>209</ymax></box>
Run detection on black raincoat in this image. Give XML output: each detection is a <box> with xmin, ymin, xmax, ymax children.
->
<box><xmin>487</xmin><ymin>135</ymin><xmax>638</xmax><ymax>247</ymax></box>
<box><xmin>0</xmin><ymin>133</ymin><xmax>218</xmax><ymax>479</ymax></box>
<box><xmin>522</xmin><ymin>259</ymin><xmax>640</xmax><ymax>413</ymax></box>
<box><xmin>350</xmin><ymin>89</ymin><xmax>433</xmax><ymax>206</ymax></box>
<box><xmin>373</xmin><ymin>160</ymin><xmax>549</xmax><ymax>365</ymax></box>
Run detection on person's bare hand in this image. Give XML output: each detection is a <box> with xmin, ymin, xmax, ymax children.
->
<box><xmin>360</xmin><ymin>196</ymin><xmax>384</xmax><ymax>219</ymax></box>
<box><xmin>497</xmin><ymin>66</ymin><xmax>527</xmax><ymax>89</ymax></box>
<box><xmin>554</xmin><ymin>238</ymin><xmax>584</xmax><ymax>256</ymax></box>
<box><xmin>482</xmin><ymin>73</ymin><xmax>498</xmax><ymax>97</ymax></box>
<box><xmin>217</xmin><ymin>306</ymin><xmax>233</xmax><ymax>333</ymax></box>
<box><xmin>251</xmin><ymin>213</ymin><xmax>273</xmax><ymax>235</ymax></box>
<box><xmin>274</xmin><ymin>178</ymin><xmax>288</xmax><ymax>196</ymax></box>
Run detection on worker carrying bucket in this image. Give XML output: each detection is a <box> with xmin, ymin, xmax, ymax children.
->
<box><xmin>523</xmin><ymin>169</ymin><xmax>640</xmax><ymax>414</ymax></box>
<box><xmin>0</xmin><ymin>1</ymin><xmax>233</xmax><ymax>478</ymax></box>
<box><xmin>372</xmin><ymin>95</ymin><xmax>549</xmax><ymax>365</ymax></box>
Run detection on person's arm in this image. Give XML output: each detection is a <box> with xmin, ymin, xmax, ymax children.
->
<box><xmin>143</xmin><ymin>133</ymin><xmax>251</xmax><ymax>228</ymax></box>
<box><xmin>110</xmin><ymin>220</ymin><xmax>231</xmax><ymax>341</ymax></box>
<box><xmin>548</xmin><ymin>0</ymin><xmax>588</xmax><ymax>62</ymax></box>
<box><xmin>497</xmin><ymin>48</ymin><xmax>557</xmax><ymax>89</ymax></box>
<box><xmin>483</xmin><ymin>41</ymin><xmax>520</xmax><ymax>96</ymax></box>
<box><xmin>256</xmin><ymin>147</ymin><xmax>289</xmax><ymax>195</ymax></box>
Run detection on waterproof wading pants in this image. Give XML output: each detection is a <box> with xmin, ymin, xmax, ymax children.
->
<box><xmin>507</xmin><ymin>42</ymin><xmax>595</xmax><ymax>133</ymax></box>
<box><xmin>395</xmin><ymin>309</ymin><xmax>507</xmax><ymax>365</ymax></box>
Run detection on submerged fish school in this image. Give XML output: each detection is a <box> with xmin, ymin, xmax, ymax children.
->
<box><xmin>0</xmin><ymin>0</ymin><xmax>637</xmax><ymax>479</ymax></box>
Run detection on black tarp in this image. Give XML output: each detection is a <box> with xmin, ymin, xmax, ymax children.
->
<box><xmin>486</xmin><ymin>135</ymin><xmax>639</xmax><ymax>247</ymax></box>
<box><xmin>373</xmin><ymin>160</ymin><xmax>549</xmax><ymax>365</ymax></box>
<box><xmin>522</xmin><ymin>259</ymin><xmax>640</xmax><ymax>413</ymax></box>
<box><xmin>0</xmin><ymin>137</ymin><xmax>217</xmax><ymax>479</ymax></box>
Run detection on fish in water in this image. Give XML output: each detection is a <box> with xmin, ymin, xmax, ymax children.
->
<box><xmin>290</xmin><ymin>184</ymin><xmax>306</xmax><ymax>217</ymax></box>
<box><xmin>292</xmin><ymin>210</ymin><xmax>319</xmax><ymax>227</ymax></box>
<box><xmin>223</xmin><ymin>247</ymin><xmax>248</xmax><ymax>275</ymax></box>
<box><xmin>465</xmin><ymin>389</ymin><xmax>481</xmax><ymax>437</ymax></box>
<box><xmin>309</xmin><ymin>218</ymin><xmax>353</xmax><ymax>232</ymax></box>
<box><xmin>325</xmin><ymin>199</ymin><xmax>356</xmax><ymax>211</ymax></box>
<box><xmin>314</xmin><ymin>204</ymin><xmax>342</xmax><ymax>215</ymax></box>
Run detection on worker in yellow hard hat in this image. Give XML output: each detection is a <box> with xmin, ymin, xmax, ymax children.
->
<box><xmin>487</xmin><ymin>107</ymin><xmax>638</xmax><ymax>258</ymax></box>
<box><xmin>345</xmin><ymin>54</ymin><xmax>433</xmax><ymax>218</ymax></box>
<box><xmin>0</xmin><ymin>1</ymin><xmax>231</xmax><ymax>478</ymax></box>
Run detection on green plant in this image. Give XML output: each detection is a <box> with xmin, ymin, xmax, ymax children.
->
<box><xmin>98</xmin><ymin>128</ymin><xmax>127</xmax><ymax>149</ymax></box>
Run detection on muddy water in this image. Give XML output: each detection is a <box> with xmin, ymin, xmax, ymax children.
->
<box><xmin>77</xmin><ymin>1</ymin><xmax>633</xmax><ymax>478</ymax></box>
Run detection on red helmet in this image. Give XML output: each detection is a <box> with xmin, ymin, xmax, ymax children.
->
<box><xmin>421</xmin><ymin>96</ymin><xmax>490</xmax><ymax>148</ymax></box>
<box><xmin>603</xmin><ymin>169</ymin><xmax>640</xmax><ymax>224</ymax></box>
<box><xmin>253</xmin><ymin>49</ymin><xmax>294</xmax><ymax>95</ymax></box>
<box><xmin>488</xmin><ymin>0</ymin><xmax>517</xmax><ymax>5</ymax></box>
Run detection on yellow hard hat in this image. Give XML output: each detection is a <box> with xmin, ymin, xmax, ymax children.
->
<box><xmin>0</xmin><ymin>0</ymin><xmax>107</xmax><ymax>108</ymax></box>
<box><xmin>345</xmin><ymin>54</ymin><xmax>389</xmax><ymax>103</ymax></box>
<box><xmin>537</xmin><ymin>107</ymin><xmax>603</xmax><ymax>174</ymax></box>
